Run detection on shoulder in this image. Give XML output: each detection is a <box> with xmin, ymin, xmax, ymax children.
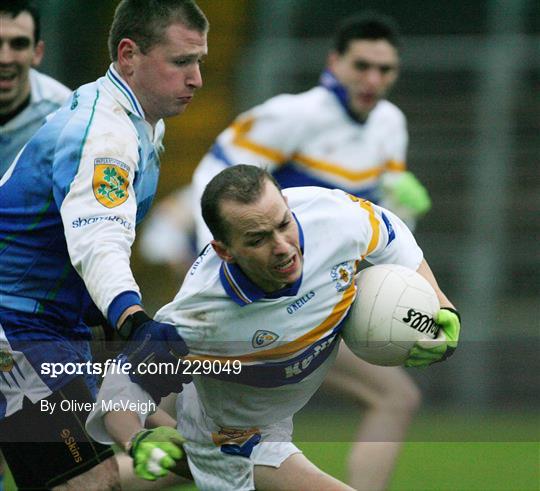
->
<box><xmin>369</xmin><ymin>100</ymin><xmax>406</xmax><ymax>127</ymax></box>
<box><xmin>251</xmin><ymin>87</ymin><xmax>328</xmax><ymax>120</ymax></box>
<box><xmin>51</xmin><ymin>81</ymin><xmax>139</xmax><ymax>164</ymax></box>
<box><xmin>285</xmin><ymin>186</ymin><xmax>362</xmax><ymax>225</ymax></box>
<box><xmin>31</xmin><ymin>69</ymin><xmax>72</xmax><ymax>105</ymax></box>
<box><xmin>77</xmin><ymin>79</ymin><xmax>137</xmax><ymax>140</ymax></box>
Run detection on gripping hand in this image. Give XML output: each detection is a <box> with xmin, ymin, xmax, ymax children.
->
<box><xmin>405</xmin><ymin>307</ymin><xmax>461</xmax><ymax>368</ymax></box>
<box><xmin>121</xmin><ymin>312</ymin><xmax>192</xmax><ymax>401</ymax></box>
<box><xmin>383</xmin><ymin>171</ymin><xmax>431</xmax><ymax>216</ymax></box>
<box><xmin>129</xmin><ymin>427</ymin><xmax>185</xmax><ymax>481</ymax></box>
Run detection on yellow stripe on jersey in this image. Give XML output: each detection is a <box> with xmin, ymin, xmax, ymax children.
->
<box><xmin>185</xmin><ymin>281</ymin><xmax>356</xmax><ymax>364</ymax></box>
<box><xmin>346</xmin><ymin>195</ymin><xmax>381</xmax><ymax>259</ymax></box>
<box><xmin>229</xmin><ymin>117</ymin><xmax>406</xmax><ymax>179</ymax></box>
<box><xmin>293</xmin><ymin>153</ymin><xmax>385</xmax><ymax>183</ymax></box>
<box><xmin>384</xmin><ymin>159</ymin><xmax>406</xmax><ymax>172</ymax></box>
<box><xmin>359</xmin><ymin>200</ymin><xmax>380</xmax><ymax>258</ymax></box>
<box><xmin>231</xmin><ymin>117</ymin><xmax>288</xmax><ymax>163</ymax></box>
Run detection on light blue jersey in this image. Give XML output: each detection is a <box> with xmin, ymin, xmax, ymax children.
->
<box><xmin>0</xmin><ymin>65</ymin><xmax>164</xmax><ymax>416</ymax></box>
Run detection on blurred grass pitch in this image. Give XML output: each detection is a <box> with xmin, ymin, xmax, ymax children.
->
<box><xmin>3</xmin><ymin>410</ymin><xmax>537</xmax><ymax>490</ymax></box>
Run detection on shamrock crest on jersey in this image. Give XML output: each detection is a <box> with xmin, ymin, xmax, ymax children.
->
<box><xmin>93</xmin><ymin>158</ymin><xmax>130</xmax><ymax>208</ymax></box>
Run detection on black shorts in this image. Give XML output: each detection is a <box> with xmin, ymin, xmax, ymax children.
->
<box><xmin>0</xmin><ymin>376</ymin><xmax>114</xmax><ymax>489</ymax></box>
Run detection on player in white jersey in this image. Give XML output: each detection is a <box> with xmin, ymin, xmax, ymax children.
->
<box><xmin>0</xmin><ymin>1</ymin><xmax>207</xmax><ymax>489</ymax></box>
<box><xmin>139</xmin><ymin>13</ymin><xmax>431</xmax><ymax>490</ymax></box>
<box><xmin>0</xmin><ymin>1</ymin><xmax>71</xmax><ymax>178</ymax></box>
<box><xmin>87</xmin><ymin>165</ymin><xmax>461</xmax><ymax>491</ymax></box>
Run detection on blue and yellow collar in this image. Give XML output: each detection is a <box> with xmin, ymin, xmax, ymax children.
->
<box><xmin>220</xmin><ymin>213</ymin><xmax>305</xmax><ymax>306</ymax></box>
<box><xmin>319</xmin><ymin>69</ymin><xmax>365</xmax><ymax>124</ymax></box>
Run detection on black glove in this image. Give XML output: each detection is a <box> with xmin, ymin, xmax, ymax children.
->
<box><xmin>120</xmin><ymin>312</ymin><xmax>192</xmax><ymax>402</ymax></box>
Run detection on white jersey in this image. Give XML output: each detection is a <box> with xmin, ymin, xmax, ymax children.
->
<box><xmin>87</xmin><ymin>186</ymin><xmax>422</xmax><ymax>444</ymax></box>
<box><xmin>192</xmin><ymin>83</ymin><xmax>408</xmax><ymax>249</ymax></box>
<box><xmin>0</xmin><ymin>69</ymin><xmax>71</xmax><ymax>177</ymax></box>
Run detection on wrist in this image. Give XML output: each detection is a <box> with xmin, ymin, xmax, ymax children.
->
<box><xmin>126</xmin><ymin>428</ymin><xmax>151</xmax><ymax>457</ymax></box>
<box><xmin>118</xmin><ymin>311</ymin><xmax>151</xmax><ymax>340</ymax></box>
<box><xmin>440</xmin><ymin>306</ymin><xmax>461</xmax><ymax>323</ymax></box>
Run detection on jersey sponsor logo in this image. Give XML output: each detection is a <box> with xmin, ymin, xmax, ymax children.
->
<box><xmin>0</xmin><ymin>351</ymin><xmax>13</xmax><ymax>372</ymax></box>
<box><xmin>189</xmin><ymin>245</ymin><xmax>212</xmax><ymax>276</ymax></box>
<box><xmin>330</xmin><ymin>261</ymin><xmax>355</xmax><ymax>292</ymax></box>
<box><xmin>60</xmin><ymin>428</ymin><xmax>83</xmax><ymax>463</ymax></box>
<box><xmin>402</xmin><ymin>309</ymin><xmax>438</xmax><ymax>336</ymax></box>
<box><xmin>284</xmin><ymin>333</ymin><xmax>337</xmax><ymax>378</ymax></box>
<box><xmin>286</xmin><ymin>291</ymin><xmax>315</xmax><ymax>314</ymax></box>
<box><xmin>252</xmin><ymin>330</ymin><xmax>279</xmax><ymax>348</ymax></box>
<box><xmin>93</xmin><ymin>158</ymin><xmax>130</xmax><ymax>208</ymax></box>
<box><xmin>71</xmin><ymin>215</ymin><xmax>133</xmax><ymax>230</ymax></box>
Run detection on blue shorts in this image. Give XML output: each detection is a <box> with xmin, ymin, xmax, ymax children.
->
<box><xmin>0</xmin><ymin>310</ymin><xmax>96</xmax><ymax>419</ymax></box>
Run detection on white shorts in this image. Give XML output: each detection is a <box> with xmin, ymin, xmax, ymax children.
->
<box><xmin>177</xmin><ymin>384</ymin><xmax>302</xmax><ymax>491</ymax></box>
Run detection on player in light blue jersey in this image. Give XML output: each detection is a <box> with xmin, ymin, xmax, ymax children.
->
<box><xmin>0</xmin><ymin>3</ymin><xmax>71</xmax><ymax>488</ymax></box>
<box><xmin>0</xmin><ymin>1</ymin><xmax>71</xmax><ymax>178</ymax></box>
<box><xmin>0</xmin><ymin>1</ymin><xmax>207</xmax><ymax>489</ymax></box>
<box><xmin>88</xmin><ymin>165</ymin><xmax>461</xmax><ymax>491</ymax></box>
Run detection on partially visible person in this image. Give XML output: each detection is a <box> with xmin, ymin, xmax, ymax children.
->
<box><xmin>0</xmin><ymin>0</ymin><xmax>71</xmax><ymax>177</ymax></box>
<box><xmin>191</xmin><ymin>12</ymin><xmax>431</xmax><ymax>248</ymax></box>
<box><xmin>139</xmin><ymin>185</ymin><xmax>197</xmax><ymax>279</ymax></box>
<box><xmin>0</xmin><ymin>3</ymin><xmax>70</xmax><ymax>489</ymax></box>
<box><xmin>87</xmin><ymin>165</ymin><xmax>461</xmax><ymax>491</ymax></box>
<box><xmin>141</xmin><ymin>12</ymin><xmax>431</xmax><ymax>490</ymax></box>
<box><xmin>0</xmin><ymin>0</ymin><xmax>208</xmax><ymax>489</ymax></box>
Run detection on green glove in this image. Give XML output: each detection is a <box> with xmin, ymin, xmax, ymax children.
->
<box><xmin>384</xmin><ymin>171</ymin><xmax>432</xmax><ymax>215</ymax></box>
<box><xmin>128</xmin><ymin>426</ymin><xmax>185</xmax><ymax>481</ymax></box>
<box><xmin>405</xmin><ymin>307</ymin><xmax>461</xmax><ymax>368</ymax></box>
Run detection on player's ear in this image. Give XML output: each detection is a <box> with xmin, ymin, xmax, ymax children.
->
<box><xmin>211</xmin><ymin>240</ymin><xmax>234</xmax><ymax>263</ymax></box>
<box><xmin>32</xmin><ymin>40</ymin><xmax>44</xmax><ymax>66</ymax></box>
<box><xmin>327</xmin><ymin>50</ymin><xmax>339</xmax><ymax>71</ymax></box>
<box><xmin>116</xmin><ymin>38</ymin><xmax>139</xmax><ymax>76</ymax></box>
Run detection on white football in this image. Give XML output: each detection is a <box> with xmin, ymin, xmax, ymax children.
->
<box><xmin>342</xmin><ymin>264</ymin><xmax>440</xmax><ymax>366</ymax></box>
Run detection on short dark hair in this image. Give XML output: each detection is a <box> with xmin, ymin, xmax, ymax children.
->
<box><xmin>334</xmin><ymin>12</ymin><xmax>400</xmax><ymax>54</ymax></box>
<box><xmin>1</xmin><ymin>0</ymin><xmax>41</xmax><ymax>43</ymax></box>
<box><xmin>201</xmin><ymin>165</ymin><xmax>282</xmax><ymax>244</ymax></box>
<box><xmin>108</xmin><ymin>0</ymin><xmax>209</xmax><ymax>61</ymax></box>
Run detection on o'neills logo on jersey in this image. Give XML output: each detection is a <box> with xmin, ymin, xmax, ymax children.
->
<box><xmin>60</xmin><ymin>429</ymin><xmax>83</xmax><ymax>463</ymax></box>
<box><xmin>93</xmin><ymin>157</ymin><xmax>130</xmax><ymax>208</ymax></box>
<box><xmin>287</xmin><ymin>291</ymin><xmax>315</xmax><ymax>314</ymax></box>
<box><xmin>330</xmin><ymin>261</ymin><xmax>355</xmax><ymax>292</ymax></box>
<box><xmin>252</xmin><ymin>330</ymin><xmax>279</xmax><ymax>348</ymax></box>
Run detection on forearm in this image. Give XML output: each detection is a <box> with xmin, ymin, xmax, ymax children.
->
<box><xmin>146</xmin><ymin>408</ymin><xmax>177</xmax><ymax>429</ymax></box>
<box><xmin>104</xmin><ymin>410</ymin><xmax>143</xmax><ymax>452</ymax></box>
<box><xmin>415</xmin><ymin>259</ymin><xmax>455</xmax><ymax>309</ymax></box>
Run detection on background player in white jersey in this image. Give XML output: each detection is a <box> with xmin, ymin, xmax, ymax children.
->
<box><xmin>140</xmin><ymin>13</ymin><xmax>431</xmax><ymax>490</ymax></box>
<box><xmin>0</xmin><ymin>1</ymin><xmax>207</xmax><ymax>489</ymax></box>
<box><xmin>88</xmin><ymin>165</ymin><xmax>461</xmax><ymax>491</ymax></box>
<box><xmin>0</xmin><ymin>0</ymin><xmax>71</xmax><ymax>178</ymax></box>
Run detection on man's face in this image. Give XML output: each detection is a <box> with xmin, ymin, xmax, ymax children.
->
<box><xmin>329</xmin><ymin>39</ymin><xmax>399</xmax><ymax>120</ymax></box>
<box><xmin>128</xmin><ymin>22</ymin><xmax>207</xmax><ymax>125</ymax></box>
<box><xmin>214</xmin><ymin>180</ymin><xmax>303</xmax><ymax>293</ymax></box>
<box><xmin>0</xmin><ymin>11</ymin><xmax>43</xmax><ymax>115</ymax></box>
